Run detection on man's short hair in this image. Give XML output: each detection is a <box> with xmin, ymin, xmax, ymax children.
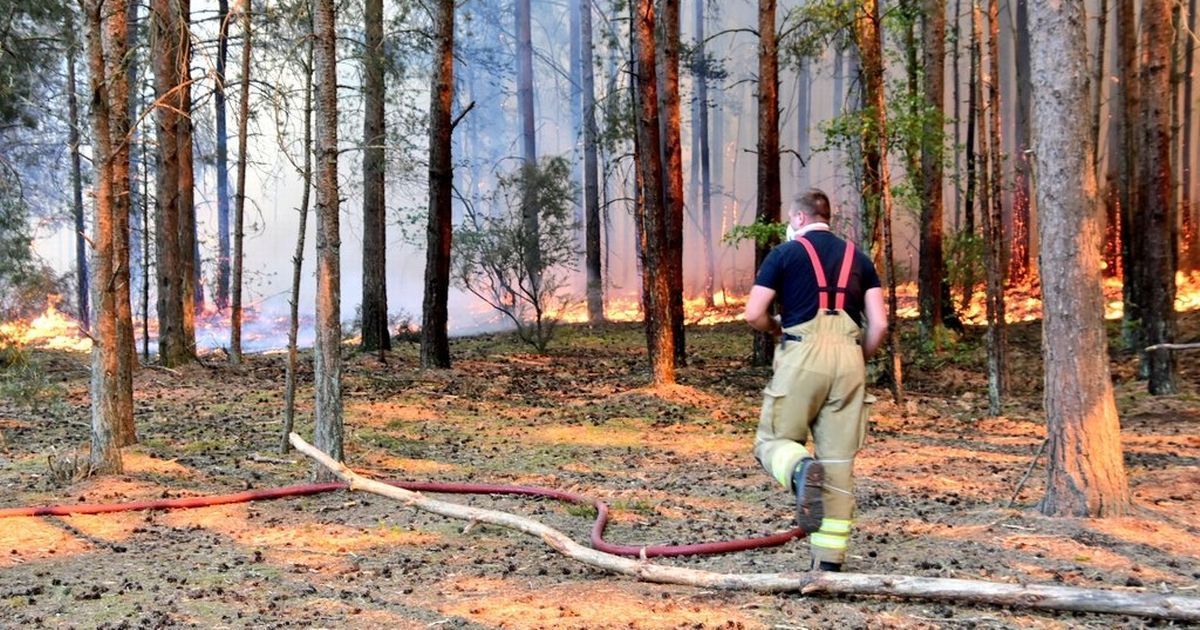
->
<box><xmin>792</xmin><ymin>189</ymin><xmax>832</xmax><ymax>222</ymax></box>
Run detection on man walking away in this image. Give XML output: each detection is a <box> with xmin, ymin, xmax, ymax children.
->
<box><xmin>743</xmin><ymin>189</ymin><xmax>888</xmax><ymax>572</ymax></box>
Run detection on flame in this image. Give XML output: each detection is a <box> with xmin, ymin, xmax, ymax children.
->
<box><xmin>894</xmin><ymin>271</ymin><xmax>1200</xmax><ymax>325</ymax></box>
<box><xmin>5</xmin><ymin>272</ymin><xmax>1200</xmax><ymax>356</ymax></box>
<box><xmin>0</xmin><ymin>295</ymin><xmax>92</xmax><ymax>352</ymax></box>
<box><xmin>557</xmin><ymin>290</ymin><xmax>746</xmax><ymax>326</ymax></box>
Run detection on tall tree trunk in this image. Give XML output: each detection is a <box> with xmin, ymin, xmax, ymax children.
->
<box><xmin>1139</xmin><ymin>0</ymin><xmax>1178</xmax><ymax>395</ymax></box>
<box><xmin>1117</xmin><ymin>0</ymin><xmax>1143</xmax><ymax>353</ymax></box>
<box><xmin>66</xmin><ymin>14</ymin><xmax>89</xmax><ymax>332</ymax></box>
<box><xmin>569</xmin><ymin>0</ymin><xmax>583</xmax><ymax>233</ymax></box>
<box><xmin>918</xmin><ymin>0</ymin><xmax>946</xmax><ymax>335</ymax></box>
<box><xmin>1009</xmin><ymin>0</ymin><xmax>1032</xmax><ymax>283</ymax></box>
<box><xmin>659</xmin><ymin>0</ymin><xmax>686</xmax><ymax>367</ymax></box>
<box><xmin>282</xmin><ymin>9</ymin><xmax>314</xmax><ymax>454</ymax></box>
<box><xmin>152</xmin><ymin>0</ymin><xmax>191</xmax><ymax>367</ymax></box>
<box><xmin>420</xmin><ymin>0</ymin><xmax>455</xmax><ymax>370</ymax></box>
<box><xmin>695</xmin><ymin>0</ymin><xmax>715</xmax><ymax>308</ymax></box>
<box><xmin>141</xmin><ymin>137</ymin><xmax>150</xmax><ymax>362</ymax></box>
<box><xmin>1183</xmin><ymin>0</ymin><xmax>1198</xmax><ymax>269</ymax></box>
<box><xmin>1028</xmin><ymin>0</ymin><xmax>1131</xmax><ymax>518</ymax></box>
<box><xmin>360</xmin><ymin>0</ymin><xmax>390</xmax><ymax>353</ymax></box>
<box><xmin>984</xmin><ymin>0</ymin><xmax>1008</xmax><ymax>414</ymax></box>
<box><xmin>1097</xmin><ymin>0</ymin><xmax>1122</xmax><ymax>278</ymax></box>
<box><xmin>964</xmin><ymin>0</ymin><xmax>980</xmax><ymax>238</ymax></box>
<box><xmin>84</xmin><ymin>0</ymin><xmax>132</xmax><ymax>474</ymax></box>
<box><xmin>752</xmin><ymin>0</ymin><xmax>779</xmax><ymax>368</ymax></box>
<box><xmin>952</xmin><ymin>0</ymin><xmax>962</xmax><ymax>232</ymax></box>
<box><xmin>1091</xmin><ymin>0</ymin><xmax>1107</xmax><ymax>176</ymax></box>
<box><xmin>109</xmin><ymin>0</ymin><xmax>136</xmax><ymax>447</ymax></box>
<box><xmin>796</xmin><ymin>57</ymin><xmax>811</xmax><ymax>191</ymax></box>
<box><xmin>125</xmin><ymin>0</ymin><xmax>141</xmax><ymax>360</ymax></box>
<box><xmin>230</xmin><ymin>0</ymin><xmax>252</xmax><ymax>364</ymax></box>
<box><xmin>312</xmin><ymin>0</ymin><xmax>344</xmax><ymax>478</ymax></box>
<box><xmin>856</xmin><ymin>0</ymin><xmax>903</xmax><ymax>404</ymax></box>
<box><xmin>177</xmin><ymin>0</ymin><xmax>199</xmax><ymax>325</ymax></box>
<box><xmin>581</xmin><ymin>0</ymin><xmax>604</xmax><ymax>322</ymax></box>
<box><xmin>215</xmin><ymin>0</ymin><xmax>231</xmax><ymax>311</ymax></box>
<box><xmin>516</xmin><ymin>0</ymin><xmax>539</xmax><ymax>286</ymax></box>
<box><xmin>633</xmin><ymin>0</ymin><xmax>676</xmax><ymax>386</ymax></box>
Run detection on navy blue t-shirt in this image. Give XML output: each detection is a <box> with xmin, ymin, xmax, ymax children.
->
<box><xmin>754</xmin><ymin>230</ymin><xmax>882</xmax><ymax>327</ymax></box>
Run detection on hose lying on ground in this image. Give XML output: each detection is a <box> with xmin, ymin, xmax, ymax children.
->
<box><xmin>0</xmin><ymin>474</ymin><xmax>805</xmax><ymax>558</ymax></box>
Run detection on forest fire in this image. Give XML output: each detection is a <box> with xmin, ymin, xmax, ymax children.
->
<box><xmin>558</xmin><ymin>290</ymin><xmax>746</xmax><ymax>326</ymax></box>
<box><xmin>3</xmin><ymin>274</ymin><xmax>1199</xmax><ymax>356</ymax></box>
<box><xmin>0</xmin><ymin>296</ymin><xmax>92</xmax><ymax>352</ymax></box>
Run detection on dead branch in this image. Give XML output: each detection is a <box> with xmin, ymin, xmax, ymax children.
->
<box><xmin>1145</xmin><ymin>342</ymin><xmax>1200</xmax><ymax>352</ymax></box>
<box><xmin>289</xmin><ymin>433</ymin><xmax>1200</xmax><ymax>622</ymax></box>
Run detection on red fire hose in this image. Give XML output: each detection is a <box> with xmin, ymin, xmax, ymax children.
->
<box><xmin>0</xmin><ymin>479</ymin><xmax>805</xmax><ymax>558</ymax></box>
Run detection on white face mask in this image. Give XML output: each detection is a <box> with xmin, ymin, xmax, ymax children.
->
<box><xmin>785</xmin><ymin>223</ymin><xmax>797</xmax><ymax>242</ymax></box>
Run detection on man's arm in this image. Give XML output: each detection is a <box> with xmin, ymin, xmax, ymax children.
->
<box><xmin>862</xmin><ymin>287</ymin><xmax>887</xmax><ymax>358</ymax></box>
<box><xmin>744</xmin><ymin>285</ymin><xmax>781</xmax><ymax>336</ymax></box>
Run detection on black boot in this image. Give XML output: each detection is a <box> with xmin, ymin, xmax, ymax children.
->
<box><xmin>791</xmin><ymin>458</ymin><xmax>824</xmax><ymax>533</ymax></box>
<box><xmin>816</xmin><ymin>561</ymin><xmax>842</xmax><ymax>572</ymax></box>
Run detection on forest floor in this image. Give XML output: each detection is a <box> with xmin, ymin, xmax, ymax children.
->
<box><xmin>0</xmin><ymin>310</ymin><xmax>1198</xmax><ymax>629</ymax></box>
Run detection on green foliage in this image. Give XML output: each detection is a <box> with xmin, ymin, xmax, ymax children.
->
<box><xmin>453</xmin><ymin>156</ymin><xmax>580</xmax><ymax>353</ymax></box>
<box><xmin>0</xmin><ymin>343</ymin><xmax>62</xmax><ymax>411</ymax></box>
<box><xmin>722</xmin><ymin>218</ymin><xmax>786</xmax><ymax>248</ymax></box>
<box><xmin>946</xmin><ymin>230</ymin><xmax>984</xmax><ymax>311</ymax></box>
<box><xmin>681</xmin><ymin>41</ymin><xmax>729</xmax><ymax>85</ymax></box>
<box><xmin>0</xmin><ymin>1</ymin><xmax>68</xmax><ymax>127</ymax></box>
<box><xmin>780</xmin><ymin>0</ymin><xmax>857</xmax><ymax>66</ymax></box>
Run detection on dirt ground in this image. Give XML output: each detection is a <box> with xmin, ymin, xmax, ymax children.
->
<box><xmin>0</xmin><ymin>312</ymin><xmax>1198</xmax><ymax>629</ymax></box>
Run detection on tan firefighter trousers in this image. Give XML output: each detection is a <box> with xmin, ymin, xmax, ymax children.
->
<box><xmin>753</xmin><ymin>310</ymin><xmax>874</xmax><ymax>564</ymax></box>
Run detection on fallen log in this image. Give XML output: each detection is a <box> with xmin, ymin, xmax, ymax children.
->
<box><xmin>290</xmin><ymin>433</ymin><xmax>1200</xmax><ymax>622</ymax></box>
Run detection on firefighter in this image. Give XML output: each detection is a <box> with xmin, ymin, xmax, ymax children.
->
<box><xmin>743</xmin><ymin>189</ymin><xmax>888</xmax><ymax>572</ymax></box>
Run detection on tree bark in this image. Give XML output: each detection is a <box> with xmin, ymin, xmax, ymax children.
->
<box><xmin>1181</xmin><ymin>0</ymin><xmax>1197</xmax><ymax>270</ymax></box>
<box><xmin>1117</xmin><ymin>0</ymin><xmax>1143</xmax><ymax>353</ymax></box>
<box><xmin>856</xmin><ymin>0</ymin><xmax>903</xmax><ymax>404</ymax></box>
<box><xmin>312</xmin><ymin>0</ymin><xmax>345</xmax><ymax>480</ymax></box>
<box><xmin>752</xmin><ymin>0</ymin><xmax>779</xmax><ymax>368</ymax></box>
<box><xmin>282</xmin><ymin>11</ymin><xmax>314</xmax><ymax>454</ymax></box>
<box><xmin>516</xmin><ymin>0</ymin><xmax>539</xmax><ymax>287</ymax></box>
<box><xmin>1139</xmin><ymin>0</ymin><xmax>1178</xmax><ymax>395</ymax></box>
<box><xmin>66</xmin><ymin>13</ymin><xmax>88</xmax><ymax>332</ymax></box>
<box><xmin>984</xmin><ymin>0</ymin><xmax>1008</xmax><ymax>414</ymax></box>
<box><xmin>84</xmin><ymin>0</ymin><xmax>132</xmax><ymax>474</ymax></box>
<box><xmin>952</xmin><ymin>0</ymin><xmax>962</xmax><ymax>233</ymax></box>
<box><xmin>177</xmin><ymin>0</ymin><xmax>199</xmax><ymax>326</ymax></box>
<box><xmin>918</xmin><ymin>0</ymin><xmax>946</xmax><ymax>335</ymax></box>
<box><xmin>964</xmin><ymin>0</ymin><xmax>981</xmax><ymax>238</ymax></box>
<box><xmin>420</xmin><ymin>0</ymin><xmax>455</xmax><ymax>370</ymax></box>
<box><xmin>581</xmin><ymin>0</ymin><xmax>604</xmax><ymax>322</ymax></box>
<box><xmin>695</xmin><ymin>0</ymin><xmax>715</xmax><ymax>308</ymax></box>
<box><xmin>230</xmin><ymin>0</ymin><xmax>252</xmax><ymax>364</ymax></box>
<box><xmin>215</xmin><ymin>0</ymin><xmax>231</xmax><ymax>312</ymax></box>
<box><xmin>152</xmin><ymin>0</ymin><xmax>192</xmax><ymax>367</ymax></box>
<box><xmin>293</xmin><ymin>433</ymin><xmax>1199</xmax><ymax>622</ymax></box>
<box><xmin>659</xmin><ymin>0</ymin><xmax>686</xmax><ymax>367</ymax></box>
<box><xmin>1091</xmin><ymin>0</ymin><xmax>1107</xmax><ymax>178</ymax></box>
<box><xmin>1009</xmin><ymin>0</ymin><xmax>1032</xmax><ymax>283</ymax></box>
<box><xmin>360</xmin><ymin>0</ymin><xmax>390</xmax><ymax>353</ymax></box>
<box><xmin>112</xmin><ymin>0</ymin><xmax>136</xmax><ymax>447</ymax></box>
<box><xmin>1028</xmin><ymin>0</ymin><xmax>1132</xmax><ymax>518</ymax></box>
<box><xmin>633</xmin><ymin>0</ymin><xmax>676</xmax><ymax>386</ymax></box>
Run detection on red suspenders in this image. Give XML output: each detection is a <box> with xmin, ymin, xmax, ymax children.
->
<box><xmin>796</xmin><ymin>236</ymin><xmax>856</xmax><ymax>313</ymax></box>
